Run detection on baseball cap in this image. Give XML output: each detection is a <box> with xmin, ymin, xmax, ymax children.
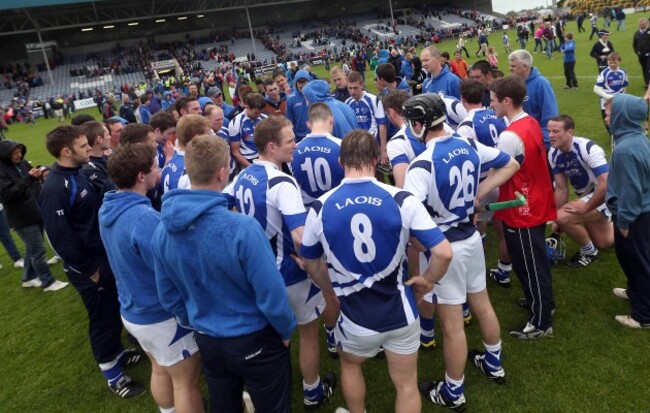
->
<box><xmin>207</xmin><ymin>87</ymin><xmax>223</xmax><ymax>97</ymax></box>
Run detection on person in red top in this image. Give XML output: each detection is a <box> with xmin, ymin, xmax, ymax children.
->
<box><xmin>450</xmin><ymin>52</ymin><xmax>469</xmax><ymax>79</ymax></box>
<box><xmin>489</xmin><ymin>75</ymin><xmax>557</xmax><ymax>339</ymax></box>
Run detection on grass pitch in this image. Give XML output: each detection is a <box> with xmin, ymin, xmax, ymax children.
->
<box><xmin>1</xmin><ymin>13</ymin><xmax>648</xmax><ymax>413</ymax></box>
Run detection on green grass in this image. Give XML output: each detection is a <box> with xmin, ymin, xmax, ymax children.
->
<box><xmin>1</xmin><ymin>14</ymin><xmax>649</xmax><ymax>413</ymax></box>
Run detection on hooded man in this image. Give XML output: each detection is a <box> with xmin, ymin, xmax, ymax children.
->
<box><xmin>606</xmin><ymin>94</ymin><xmax>650</xmax><ymax>329</ymax></box>
<box><xmin>0</xmin><ymin>140</ymin><xmax>68</xmax><ymax>291</ymax></box>
<box><xmin>286</xmin><ymin>69</ymin><xmax>312</xmax><ymax>142</ymax></box>
<box><xmin>302</xmin><ymin>79</ymin><xmax>359</xmax><ymax>139</ymax></box>
<box><xmin>161</xmin><ymin>91</ymin><xmax>176</xmax><ymax>112</ymax></box>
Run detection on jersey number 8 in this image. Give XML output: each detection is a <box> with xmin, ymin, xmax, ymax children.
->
<box><xmin>351</xmin><ymin>213</ymin><xmax>376</xmax><ymax>263</ymax></box>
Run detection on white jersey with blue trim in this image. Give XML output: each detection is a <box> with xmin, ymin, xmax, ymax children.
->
<box><xmin>215</xmin><ymin>125</ymin><xmax>237</xmax><ymax>181</ymax></box>
<box><xmin>228</xmin><ymin>111</ymin><xmax>268</xmax><ymax>160</ymax></box>
<box><xmin>548</xmin><ymin>136</ymin><xmax>609</xmax><ymax>195</ymax></box>
<box><xmin>301</xmin><ymin>177</ymin><xmax>446</xmax><ymax>335</ymax></box>
<box><xmin>386</xmin><ymin>124</ymin><xmax>426</xmax><ymax>168</ymax></box>
<box><xmin>289</xmin><ymin>133</ymin><xmax>344</xmax><ymax>207</ymax></box>
<box><xmin>455</xmin><ymin>108</ymin><xmax>508</xmax><ymax>149</ymax></box>
<box><xmin>160</xmin><ymin>150</ymin><xmax>185</xmax><ymax>193</ymax></box>
<box><xmin>595</xmin><ymin>67</ymin><xmax>629</xmax><ymax>109</ymax></box>
<box><xmin>441</xmin><ymin>96</ymin><xmax>468</xmax><ymax>130</ymax></box>
<box><xmin>404</xmin><ymin>135</ymin><xmax>511</xmax><ymax>241</ymax></box>
<box><xmin>224</xmin><ymin>160</ymin><xmax>308</xmax><ymax>286</ymax></box>
<box><xmin>345</xmin><ymin>92</ymin><xmax>386</xmax><ymax>138</ymax></box>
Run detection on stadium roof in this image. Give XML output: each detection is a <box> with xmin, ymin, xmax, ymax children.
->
<box><xmin>0</xmin><ymin>0</ymin><xmax>311</xmax><ymax>36</ymax></box>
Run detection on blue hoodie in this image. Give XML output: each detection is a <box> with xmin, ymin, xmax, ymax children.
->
<box><xmin>523</xmin><ymin>67</ymin><xmax>559</xmax><ymax>148</ymax></box>
<box><xmin>99</xmin><ymin>191</ymin><xmax>170</xmax><ymax>325</ymax></box>
<box><xmin>302</xmin><ymin>79</ymin><xmax>359</xmax><ymax>139</ymax></box>
<box><xmin>401</xmin><ymin>59</ymin><xmax>414</xmax><ymax>81</ymax></box>
<box><xmin>422</xmin><ymin>65</ymin><xmax>461</xmax><ymax>99</ymax></box>
<box><xmin>286</xmin><ymin>69</ymin><xmax>312</xmax><ymax>141</ymax></box>
<box><xmin>606</xmin><ymin>94</ymin><xmax>650</xmax><ymax>230</ymax></box>
<box><xmin>161</xmin><ymin>91</ymin><xmax>176</xmax><ymax>111</ymax></box>
<box><xmin>152</xmin><ymin>189</ymin><xmax>297</xmax><ymax>340</ymax></box>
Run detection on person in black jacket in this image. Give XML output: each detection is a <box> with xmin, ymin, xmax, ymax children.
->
<box><xmin>0</xmin><ymin>140</ymin><xmax>68</xmax><ymax>291</ymax></box>
<box><xmin>39</xmin><ymin>125</ymin><xmax>145</xmax><ymax>399</ymax></box>
<box><xmin>80</xmin><ymin>121</ymin><xmax>116</xmax><ymax>197</ymax></box>
<box><xmin>118</xmin><ymin>94</ymin><xmax>137</xmax><ymax>124</ymax></box>
<box><xmin>591</xmin><ymin>30</ymin><xmax>615</xmax><ymax>73</ymax></box>
<box><xmin>633</xmin><ymin>18</ymin><xmax>650</xmax><ymax>87</ymax></box>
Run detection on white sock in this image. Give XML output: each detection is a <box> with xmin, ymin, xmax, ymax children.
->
<box><xmin>159</xmin><ymin>407</ymin><xmax>176</xmax><ymax>413</ymax></box>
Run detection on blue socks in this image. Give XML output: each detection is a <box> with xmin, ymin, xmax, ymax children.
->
<box><xmin>420</xmin><ymin>316</ymin><xmax>435</xmax><ymax>343</ymax></box>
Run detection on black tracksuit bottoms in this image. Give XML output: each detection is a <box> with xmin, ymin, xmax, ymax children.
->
<box><xmin>504</xmin><ymin>222</ymin><xmax>554</xmax><ymax>330</ymax></box>
<box><xmin>614</xmin><ymin>212</ymin><xmax>650</xmax><ymax>325</ymax></box>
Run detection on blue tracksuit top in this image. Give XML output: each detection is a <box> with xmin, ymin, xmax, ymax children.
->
<box><xmin>422</xmin><ymin>65</ymin><xmax>461</xmax><ymax>99</ymax></box>
<box><xmin>286</xmin><ymin>70</ymin><xmax>312</xmax><ymax>141</ymax></box>
<box><xmin>302</xmin><ymin>79</ymin><xmax>359</xmax><ymax>139</ymax></box>
<box><xmin>99</xmin><ymin>191</ymin><xmax>170</xmax><ymax>325</ymax></box>
<box><xmin>523</xmin><ymin>67</ymin><xmax>559</xmax><ymax>148</ymax></box>
<box><xmin>152</xmin><ymin>189</ymin><xmax>297</xmax><ymax>340</ymax></box>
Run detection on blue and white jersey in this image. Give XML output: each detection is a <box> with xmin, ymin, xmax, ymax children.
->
<box><xmin>228</xmin><ymin>111</ymin><xmax>268</xmax><ymax>160</ymax></box>
<box><xmin>160</xmin><ymin>151</ymin><xmax>185</xmax><ymax>193</ymax></box>
<box><xmin>215</xmin><ymin>126</ymin><xmax>237</xmax><ymax>181</ymax></box>
<box><xmin>548</xmin><ymin>136</ymin><xmax>609</xmax><ymax>195</ymax></box>
<box><xmin>404</xmin><ymin>135</ymin><xmax>511</xmax><ymax>241</ymax></box>
<box><xmin>156</xmin><ymin>144</ymin><xmax>166</xmax><ymax>169</ymax></box>
<box><xmin>456</xmin><ymin>108</ymin><xmax>508</xmax><ymax>148</ymax></box>
<box><xmin>595</xmin><ymin>67</ymin><xmax>629</xmax><ymax>109</ymax></box>
<box><xmin>345</xmin><ymin>92</ymin><xmax>387</xmax><ymax>139</ymax></box>
<box><xmin>289</xmin><ymin>133</ymin><xmax>344</xmax><ymax>207</ymax></box>
<box><xmin>386</xmin><ymin>124</ymin><xmax>426</xmax><ymax>168</ymax></box>
<box><xmin>301</xmin><ymin>177</ymin><xmax>446</xmax><ymax>335</ymax></box>
<box><xmin>224</xmin><ymin>160</ymin><xmax>307</xmax><ymax>286</ymax></box>
<box><xmin>441</xmin><ymin>96</ymin><xmax>468</xmax><ymax>130</ymax></box>
<box><xmin>502</xmin><ymin>34</ymin><xmax>509</xmax><ymax>45</ymax></box>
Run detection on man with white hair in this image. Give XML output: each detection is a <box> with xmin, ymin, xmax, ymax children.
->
<box><xmin>508</xmin><ymin>49</ymin><xmax>558</xmax><ymax>149</ymax></box>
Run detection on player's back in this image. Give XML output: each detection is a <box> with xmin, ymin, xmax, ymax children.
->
<box><xmin>315</xmin><ymin>178</ymin><xmax>417</xmax><ymax>333</ymax></box>
<box><xmin>290</xmin><ymin>133</ymin><xmax>344</xmax><ymax>207</ymax></box>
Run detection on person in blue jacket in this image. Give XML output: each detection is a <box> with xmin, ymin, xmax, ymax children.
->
<box><xmin>605</xmin><ymin>94</ymin><xmax>650</xmax><ymax>329</ymax></box>
<box><xmin>152</xmin><ymin>135</ymin><xmax>297</xmax><ymax>412</ymax></box>
<box><xmin>99</xmin><ymin>143</ymin><xmax>203</xmax><ymax>413</ymax></box>
<box><xmin>286</xmin><ymin>69</ymin><xmax>312</xmax><ymax>142</ymax></box>
<box><xmin>161</xmin><ymin>91</ymin><xmax>176</xmax><ymax>112</ymax></box>
<box><xmin>508</xmin><ymin>49</ymin><xmax>559</xmax><ymax>149</ymax></box>
<box><xmin>421</xmin><ymin>46</ymin><xmax>461</xmax><ymax>99</ymax></box>
<box><xmin>559</xmin><ymin>33</ymin><xmax>578</xmax><ymax>89</ymax></box>
<box><xmin>40</xmin><ymin>125</ymin><xmax>145</xmax><ymax>399</ymax></box>
<box><xmin>302</xmin><ymin>79</ymin><xmax>359</xmax><ymax>139</ymax></box>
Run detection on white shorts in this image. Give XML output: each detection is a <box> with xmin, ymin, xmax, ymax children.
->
<box><xmin>335</xmin><ymin>319</ymin><xmax>420</xmax><ymax>358</ymax></box>
<box><xmin>581</xmin><ymin>193</ymin><xmax>612</xmax><ymax>219</ymax></box>
<box><xmin>122</xmin><ymin>317</ymin><xmax>199</xmax><ymax>367</ymax></box>
<box><xmin>434</xmin><ymin>231</ymin><xmax>486</xmax><ymax>305</ymax></box>
<box><xmin>287</xmin><ymin>278</ymin><xmax>325</xmax><ymax>325</ymax></box>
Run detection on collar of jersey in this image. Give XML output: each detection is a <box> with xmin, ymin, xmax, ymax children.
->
<box><xmin>252</xmin><ymin>159</ymin><xmax>278</xmax><ymax>169</ymax></box>
<box><xmin>341</xmin><ymin>176</ymin><xmax>377</xmax><ymax>184</ymax></box>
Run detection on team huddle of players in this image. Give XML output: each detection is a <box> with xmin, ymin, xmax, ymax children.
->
<box><xmin>38</xmin><ymin>46</ymin><xmax>620</xmax><ymax>413</ymax></box>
